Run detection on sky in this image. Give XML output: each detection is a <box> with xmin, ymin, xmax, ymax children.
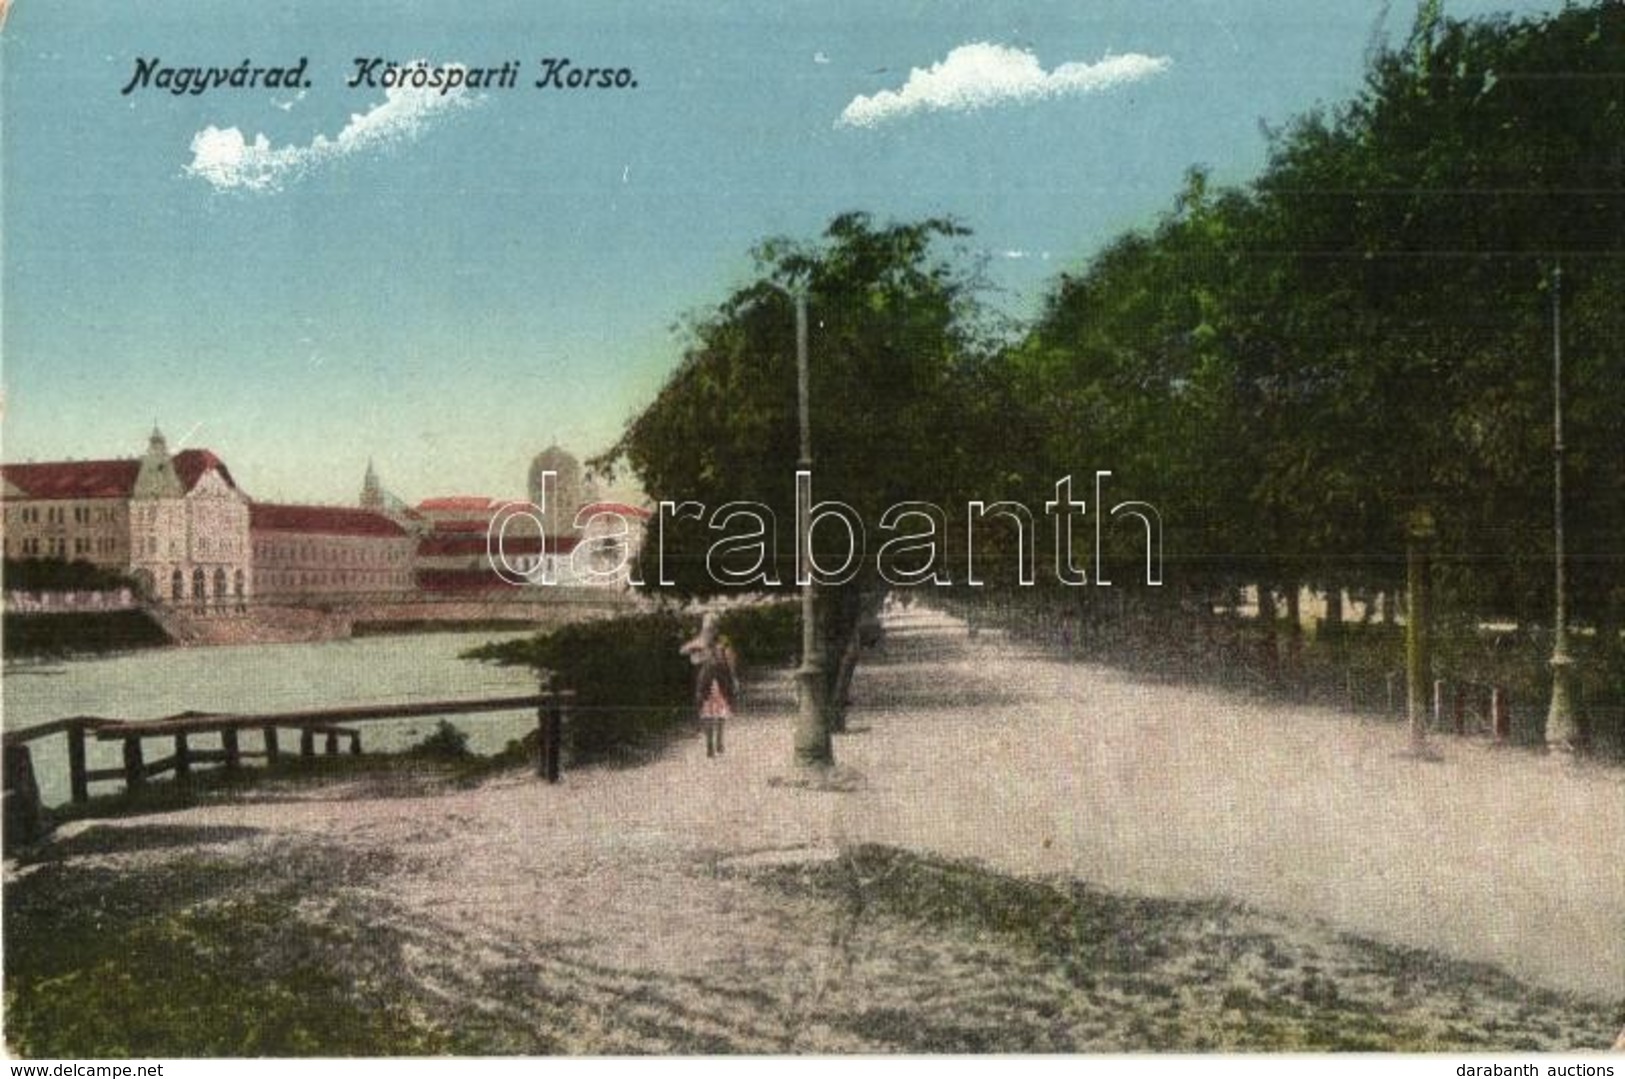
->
<box><xmin>0</xmin><ymin>0</ymin><xmax>1576</xmax><ymax>506</ymax></box>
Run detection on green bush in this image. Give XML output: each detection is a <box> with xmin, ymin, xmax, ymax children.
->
<box><xmin>715</xmin><ymin>601</ymin><xmax>800</xmax><ymax>668</ymax></box>
<box><xmin>465</xmin><ymin>611</ymin><xmax>694</xmax><ymax>763</ymax></box>
<box><xmin>464</xmin><ymin>604</ymin><xmax>802</xmax><ymax>764</ymax></box>
<box><xmin>407</xmin><ymin>720</ymin><xmax>472</xmax><ymax>760</ymax></box>
<box><xmin>3</xmin><ymin>610</ymin><xmax>170</xmax><ymax>658</ymax></box>
<box><xmin>3</xmin><ymin>558</ymin><xmax>137</xmax><ymax>594</ymax></box>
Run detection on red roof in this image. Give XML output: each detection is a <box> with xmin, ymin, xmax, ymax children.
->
<box><xmin>2</xmin><ymin>447</ymin><xmax>237</xmax><ymax>501</ymax></box>
<box><xmin>173</xmin><ymin>449</ymin><xmax>239</xmax><ymax>493</ymax></box>
<box><xmin>427</xmin><ymin>519</ymin><xmax>490</xmax><ymax>534</ymax></box>
<box><xmin>417</xmin><ymin>496</ymin><xmax>496</xmax><ymax>512</ymax></box>
<box><xmin>578</xmin><ymin>501</ymin><xmax>653</xmax><ymax>521</ymax></box>
<box><xmin>1</xmin><ymin>459</ymin><xmax>141</xmax><ymax>500</ymax></box>
<box><xmin>417</xmin><ymin>533</ymin><xmax>577</xmax><ymax>557</ymax></box>
<box><xmin>250</xmin><ymin>503</ymin><xmax>408</xmax><ymax>538</ymax></box>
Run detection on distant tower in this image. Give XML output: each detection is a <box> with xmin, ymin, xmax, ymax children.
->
<box><xmin>529</xmin><ymin>444</ymin><xmax>582</xmax><ymax>537</ymax></box>
<box><xmin>360</xmin><ymin>458</ymin><xmax>383</xmax><ymax>510</ymax></box>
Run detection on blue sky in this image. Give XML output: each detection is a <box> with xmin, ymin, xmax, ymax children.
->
<box><xmin>1</xmin><ymin>0</ymin><xmax>1572</xmax><ymax>505</ymax></box>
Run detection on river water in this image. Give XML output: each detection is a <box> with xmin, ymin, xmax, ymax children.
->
<box><xmin>2</xmin><ymin>632</ymin><xmax>541</xmax><ymax>808</ymax></box>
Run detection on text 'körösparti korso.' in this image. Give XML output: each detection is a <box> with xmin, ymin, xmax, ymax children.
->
<box><xmin>118</xmin><ymin>57</ymin><xmax>639</xmax><ymax>96</ymax></box>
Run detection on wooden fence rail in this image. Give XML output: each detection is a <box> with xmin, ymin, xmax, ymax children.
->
<box><xmin>2</xmin><ymin>686</ymin><xmax>574</xmax><ymax>848</ymax></box>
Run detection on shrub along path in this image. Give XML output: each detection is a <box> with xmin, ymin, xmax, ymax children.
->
<box><xmin>5</xmin><ymin>608</ymin><xmax>1621</xmax><ymax>1054</ymax></box>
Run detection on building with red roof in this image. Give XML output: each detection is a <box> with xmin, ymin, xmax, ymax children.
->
<box><xmin>4</xmin><ymin>433</ymin><xmax>655</xmax><ymax>618</ymax></box>
<box><xmin>3</xmin><ymin>428</ymin><xmax>253</xmax><ymax>612</ymax></box>
<box><xmin>250</xmin><ymin>502</ymin><xmax>415</xmax><ymax>602</ymax></box>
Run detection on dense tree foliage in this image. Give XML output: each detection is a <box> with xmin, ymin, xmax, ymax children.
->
<box><xmin>595</xmin><ymin>213</ymin><xmax>1011</xmax><ymax>730</ymax></box>
<box><xmin>604</xmin><ymin>2</ymin><xmax>1624</xmax><ymax>753</ymax></box>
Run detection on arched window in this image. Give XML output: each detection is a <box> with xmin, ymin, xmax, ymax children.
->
<box><xmin>234</xmin><ymin>570</ymin><xmax>246</xmax><ymax>612</ymax></box>
<box><xmin>133</xmin><ymin>569</ymin><xmax>155</xmax><ymax>601</ymax></box>
<box><xmin>192</xmin><ymin>568</ymin><xmax>207</xmax><ymax>613</ymax></box>
<box><xmin>171</xmin><ymin>568</ymin><xmax>185</xmax><ymax>603</ymax></box>
<box><xmin>213</xmin><ymin>568</ymin><xmax>228</xmax><ymax>611</ymax></box>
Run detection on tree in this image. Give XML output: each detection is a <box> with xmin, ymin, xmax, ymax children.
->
<box><xmin>596</xmin><ymin>213</ymin><xmax>995</xmax><ymax>760</ymax></box>
<box><xmin>1012</xmin><ymin>1</ymin><xmax>1625</xmax><ymax>749</ymax></box>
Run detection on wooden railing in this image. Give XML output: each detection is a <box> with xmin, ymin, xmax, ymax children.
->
<box><xmin>2</xmin><ymin>686</ymin><xmax>575</xmax><ymax>846</ymax></box>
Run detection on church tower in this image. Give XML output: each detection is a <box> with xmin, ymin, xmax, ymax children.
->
<box><xmin>529</xmin><ymin>444</ymin><xmax>582</xmax><ymax>538</ymax></box>
<box><xmin>360</xmin><ymin>458</ymin><xmax>383</xmax><ymax>510</ymax></box>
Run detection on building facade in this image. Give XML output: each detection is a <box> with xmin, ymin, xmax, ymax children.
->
<box><xmin>250</xmin><ymin>503</ymin><xmax>416</xmax><ymax>603</ymax></box>
<box><xmin>3</xmin><ymin>429</ymin><xmax>253</xmax><ymax>612</ymax></box>
<box><xmin>4</xmin><ymin>434</ymin><xmax>651</xmax><ymax>614</ymax></box>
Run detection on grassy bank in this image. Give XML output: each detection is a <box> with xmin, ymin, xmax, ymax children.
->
<box><xmin>9</xmin><ymin>830</ymin><xmax>1617</xmax><ymax>1055</ymax></box>
<box><xmin>3</xmin><ymin>835</ymin><xmax>456</xmax><ymax>1057</ymax></box>
<box><xmin>752</xmin><ymin>846</ymin><xmax>1621</xmax><ymax>1052</ymax></box>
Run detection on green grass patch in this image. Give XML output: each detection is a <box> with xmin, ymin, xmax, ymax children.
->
<box><xmin>3</xmin><ymin>844</ymin><xmax>456</xmax><ymax>1057</ymax></box>
<box><xmin>750</xmin><ymin>845</ymin><xmax>1621</xmax><ymax>1052</ymax></box>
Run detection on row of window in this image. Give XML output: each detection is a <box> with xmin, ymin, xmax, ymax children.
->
<box><xmin>135</xmin><ymin>566</ymin><xmax>248</xmax><ymax>614</ymax></box>
<box><xmin>254</xmin><ymin>571</ymin><xmax>412</xmax><ymax>590</ymax></box>
<box><xmin>196</xmin><ymin>534</ymin><xmax>243</xmax><ymax>556</ymax></box>
<box><xmin>70</xmin><ymin>537</ymin><xmax>120</xmax><ymax>556</ymax></box>
<box><xmin>3</xmin><ymin>536</ymin><xmax>115</xmax><ymax>557</ymax></box>
<box><xmin>3</xmin><ymin>505</ymin><xmax>120</xmax><ymax>525</ymax></box>
<box><xmin>253</xmin><ymin>542</ymin><xmax>407</xmax><ymax>565</ymax></box>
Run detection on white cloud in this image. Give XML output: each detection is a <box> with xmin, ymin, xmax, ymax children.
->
<box><xmin>186</xmin><ymin>70</ymin><xmax>477</xmax><ymax>192</ymax></box>
<box><xmin>836</xmin><ymin>42</ymin><xmax>1170</xmax><ymax>129</ymax></box>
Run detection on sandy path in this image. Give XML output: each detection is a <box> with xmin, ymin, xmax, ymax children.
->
<box><xmin>45</xmin><ymin>606</ymin><xmax>1624</xmax><ymax>1021</ymax></box>
<box><xmin>840</xmin><ymin>611</ymin><xmax>1625</xmax><ymax>1001</ymax></box>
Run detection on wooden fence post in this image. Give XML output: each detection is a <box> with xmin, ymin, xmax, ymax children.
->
<box><xmin>222</xmin><ymin>728</ymin><xmax>241</xmax><ymax>772</ymax></box>
<box><xmin>3</xmin><ymin>744</ymin><xmax>48</xmax><ymax>848</ymax></box>
<box><xmin>264</xmin><ymin>727</ymin><xmax>280</xmax><ymax>764</ymax></box>
<box><xmin>67</xmin><ymin>723</ymin><xmax>90</xmax><ymax>805</ymax></box>
<box><xmin>300</xmin><ymin>728</ymin><xmax>316</xmax><ymax>758</ymax></box>
<box><xmin>1432</xmin><ymin>679</ymin><xmax>1446</xmax><ymax>730</ymax></box>
<box><xmin>174</xmin><ymin>733</ymin><xmax>192</xmax><ymax>783</ymax></box>
<box><xmin>123</xmin><ymin>736</ymin><xmax>146</xmax><ymax>789</ymax></box>
<box><xmin>325</xmin><ymin>731</ymin><xmax>340</xmax><ymax>756</ymax></box>
<box><xmin>350</xmin><ymin>732</ymin><xmax>363</xmax><ymax>756</ymax></box>
<box><xmin>537</xmin><ymin>674</ymin><xmax>561</xmax><ymax>783</ymax></box>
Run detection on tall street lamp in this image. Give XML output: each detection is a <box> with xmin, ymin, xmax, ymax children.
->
<box><xmin>1545</xmin><ymin>263</ymin><xmax>1580</xmax><ymax>751</ymax></box>
<box><xmin>769</xmin><ymin>281</ymin><xmax>832</xmax><ymax>768</ymax></box>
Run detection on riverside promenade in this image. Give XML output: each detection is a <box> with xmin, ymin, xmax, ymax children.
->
<box><xmin>12</xmin><ymin>607</ymin><xmax>1622</xmax><ymax>1052</ymax></box>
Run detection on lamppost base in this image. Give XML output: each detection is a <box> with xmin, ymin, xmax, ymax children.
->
<box><xmin>793</xmin><ymin>662</ymin><xmax>832</xmax><ymax>768</ymax></box>
<box><xmin>1544</xmin><ymin>654</ymin><xmax>1580</xmax><ymax>753</ymax></box>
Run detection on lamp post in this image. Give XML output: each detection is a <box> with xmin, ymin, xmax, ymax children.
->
<box><xmin>1545</xmin><ymin>263</ymin><xmax>1579</xmax><ymax>752</ymax></box>
<box><xmin>771</xmin><ymin>282</ymin><xmax>832</xmax><ymax>768</ymax></box>
<box><xmin>1404</xmin><ymin>506</ymin><xmax>1436</xmax><ymax>756</ymax></box>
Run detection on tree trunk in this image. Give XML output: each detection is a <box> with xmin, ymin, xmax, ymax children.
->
<box><xmin>1323</xmin><ymin>588</ymin><xmax>1344</xmax><ymax>639</ymax></box>
<box><xmin>1257</xmin><ymin>584</ymin><xmax>1280</xmax><ymax>683</ymax></box>
<box><xmin>1284</xmin><ymin>582</ymin><xmax>1304</xmax><ymax>682</ymax></box>
<box><xmin>819</xmin><ymin>586</ymin><xmax>866</xmax><ymax>733</ymax></box>
<box><xmin>1598</xmin><ymin>588</ymin><xmax>1625</xmax><ymax>755</ymax></box>
<box><xmin>1405</xmin><ymin>531</ymin><xmax>1433</xmax><ymax>752</ymax></box>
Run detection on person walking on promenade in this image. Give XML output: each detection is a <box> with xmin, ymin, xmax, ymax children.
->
<box><xmin>680</xmin><ymin>612</ymin><xmax>739</xmax><ymax>759</ymax></box>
